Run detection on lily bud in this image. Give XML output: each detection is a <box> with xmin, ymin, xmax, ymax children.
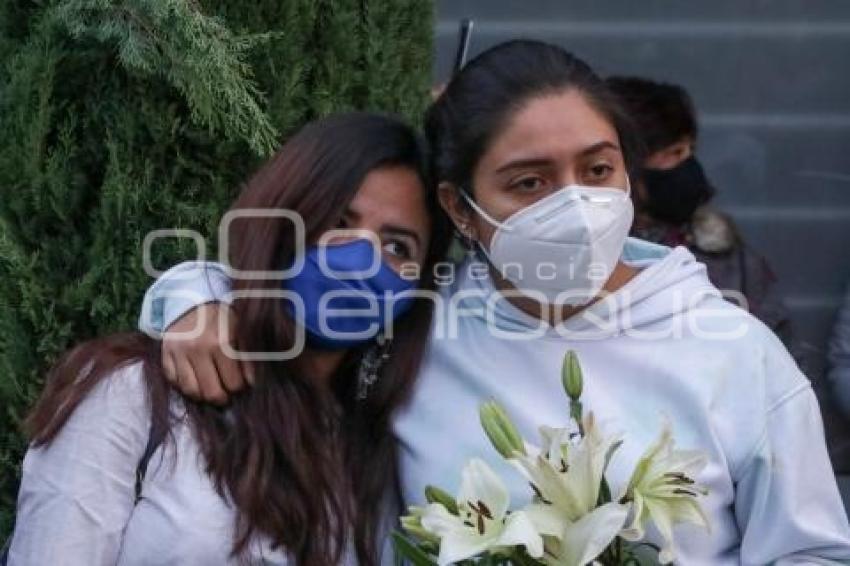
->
<box><xmin>562</xmin><ymin>350</ymin><xmax>583</xmax><ymax>401</ymax></box>
<box><xmin>480</xmin><ymin>400</ymin><xmax>526</xmax><ymax>459</ymax></box>
<box><xmin>400</xmin><ymin>507</ymin><xmax>442</xmax><ymax>545</ymax></box>
<box><xmin>424</xmin><ymin>485</ymin><xmax>458</xmax><ymax>515</ymax></box>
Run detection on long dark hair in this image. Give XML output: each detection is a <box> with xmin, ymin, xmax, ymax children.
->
<box><xmin>425</xmin><ymin>39</ymin><xmax>642</xmax><ymax>193</ymax></box>
<box><xmin>26</xmin><ymin>112</ymin><xmax>452</xmax><ymax>566</ymax></box>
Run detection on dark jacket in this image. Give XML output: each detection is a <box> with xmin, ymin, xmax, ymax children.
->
<box><xmin>829</xmin><ymin>285</ymin><xmax>850</xmax><ymax>417</ymax></box>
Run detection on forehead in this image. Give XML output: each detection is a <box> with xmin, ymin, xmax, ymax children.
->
<box><xmin>480</xmin><ymin>89</ymin><xmax>620</xmax><ymax>167</ymax></box>
<box><xmin>348</xmin><ymin>164</ymin><xmax>429</xmax><ymax>228</ymax></box>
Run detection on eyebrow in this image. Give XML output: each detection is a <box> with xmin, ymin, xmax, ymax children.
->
<box><xmin>494</xmin><ymin>157</ymin><xmax>553</xmax><ymax>175</ymax></box>
<box><xmin>494</xmin><ymin>141</ymin><xmax>622</xmax><ymax>174</ymax></box>
<box><xmin>381</xmin><ymin>225</ymin><xmax>421</xmax><ymax>247</ymax></box>
<box><xmin>342</xmin><ymin>210</ymin><xmax>422</xmax><ymax>248</ymax></box>
<box><xmin>579</xmin><ymin>140</ymin><xmax>621</xmax><ymax>157</ymax></box>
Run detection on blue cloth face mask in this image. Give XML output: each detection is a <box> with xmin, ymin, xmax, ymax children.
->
<box><xmin>283</xmin><ymin>238</ymin><xmax>417</xmax><ymax>349</ymax></box>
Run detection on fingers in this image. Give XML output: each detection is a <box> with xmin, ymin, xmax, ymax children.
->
<box><xmin>173</xmin><ymin>352</ymin><xmax>201</xmax><ymax>400</ymax></box>
<box><xmin>158</xmin><ymin>302</ymin><xmax>255</xmax><ymax>404</ymax></box>
<box><xmin>161</xmin><ymin>305</ymin><xmax>206</xmax><ymax>398</ymax></box>
<box><xmin>162</xmin><ymin>348</ymin><xmax>177</xmax><ymax>384</ymax></box>
<box><xmin>213</xmin><ymin>347</ymin><xmax>247</xmax><ymax>395</ymax></box>
<box><xmin>215</xmin><ymin>305</ymin><xmax>248</xmax><ymax>393</ymax></box>
<box><xmin>192</xmin><ymin>352</ymin><xmax>229</xmax><ymax>405</ymax></box>
<box><xmin>242</xmin><ymin>361</ymin><xmax>256</xmax><ymax>386</ymax></box>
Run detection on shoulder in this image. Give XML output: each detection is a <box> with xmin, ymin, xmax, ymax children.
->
<box><xmin>678</xmin><ymin>289</ymin><xmax>808</xmax><ymax>407</ymax></box>
<box><xmin>680</xmin><ymin>303</ymin><xmax>812</xmax><ymax>476</ymax></box>
<box><xmin>695</xmin><ymin>301</ymin><xmax>810</xmax><ymax>412</ymax></box>
<box><xmin>12</xmin><ymin>361</ymin><xmax>161</xmax><ymax>563</ymax></box>
<box><xmin>745</xmin><ymin>314</ymin><xmax>809</xmax><ymax>402</ymax></box>
<box><xmin>41</xmin><ymin>360</ymin><xmax>154</xmax><ymax>446</ymax></box>
<box><xmin>18</xmin><ymin>361</ymin><xmax>157</xmax><ymax>504</ymax></box>
<box><xmin>82</xmin><ymin>360</ymin><xmax>151</xmax><ymax>414</ymax></box>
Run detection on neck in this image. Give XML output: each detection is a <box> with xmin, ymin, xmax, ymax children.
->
<box><xmin>491</xmin><ymin>261</ymin><xmax>639</xmax><ymax>324</ymax></box>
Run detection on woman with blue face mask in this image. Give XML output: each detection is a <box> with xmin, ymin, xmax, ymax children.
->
<box><xmin>123</xmin><ymin>41</ymin><xmax>848</xmax><ymax>564</ymax></box>
<box><xmin>7</xmin><ymin>112</ymin><xmax>451</xmax><ymax>566</ymax></box>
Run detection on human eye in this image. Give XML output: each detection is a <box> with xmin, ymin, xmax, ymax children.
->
<box><xmin>509</xmin><ymin>175</ymin><xmax>549</xmax><ymax>193</ymax></box>
<box><xmin>582</xmin><ymin>161</ymin><xmax>615</xmax><ymax>185</ymax></box>
<box><xmin>382</xmin><ymin>239</ymin><xmax>412</xmax><ymax>260</ymax></box>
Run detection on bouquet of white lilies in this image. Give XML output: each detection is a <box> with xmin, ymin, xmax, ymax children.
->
<box><xmin>394</xmin><ymin>351</ymin><xmax>710</xmax><ymax>566</ymax></box>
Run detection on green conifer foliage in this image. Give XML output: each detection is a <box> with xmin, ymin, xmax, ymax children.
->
<box><xmin>0</xmin><ymin>0</ymin><xmax>433</xmax><ymax>536</ymax></box>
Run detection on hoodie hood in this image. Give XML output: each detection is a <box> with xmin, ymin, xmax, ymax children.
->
<box><xmin>448</xmin><ymin>237</ymin><xmax>721</xmax><ymax>340</ymax></box>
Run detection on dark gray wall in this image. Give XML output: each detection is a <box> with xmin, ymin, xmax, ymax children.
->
<box><xmin>434</xmin><ymin>0</ymin><xmax>850</xmax><ymax>381</ymax></box>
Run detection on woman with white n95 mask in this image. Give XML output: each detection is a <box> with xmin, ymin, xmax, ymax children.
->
<box><xmin>133</xmin><ymin>40</ymin><xmax>850</xmax><ymax>564</ymax></box>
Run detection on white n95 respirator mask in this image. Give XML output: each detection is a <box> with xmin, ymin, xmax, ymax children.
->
<box><xmin>463</xmin><ymin>182</ymin><xmax>634</xmax><ymax>305</ymax></box>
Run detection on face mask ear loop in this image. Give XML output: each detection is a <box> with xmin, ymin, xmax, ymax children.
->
<box><xmin>455</xmin><ymin>188</ymin><xmax>498</xmax><ymax>264</ymax></box>
<box><xmin>458</xmin><ymin>188</ymin><xmax>515</xmax><ymax>232</ymax></box>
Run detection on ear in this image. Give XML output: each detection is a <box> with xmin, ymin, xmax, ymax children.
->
<box><xmin>438</xmin><ymin>182</ymin><xmax>476</xmax><ymax>239</ymax></box>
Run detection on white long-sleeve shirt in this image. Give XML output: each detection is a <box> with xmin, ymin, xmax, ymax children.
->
<box><xmin>133</xmin><ymin>238</ymin><xmax>850</xmax><ymax>565</ymax></box>
<box><xmin>8</xmin><ymin>363</ymin><xmax>293</xmax><ymax>565</ymax></box>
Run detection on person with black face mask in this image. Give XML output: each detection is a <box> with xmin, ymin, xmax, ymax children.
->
<box><xmin>641</xmin><ymin>155</ymin><xmax>715</xmax><ymax>225</ymax></box>
<box><xmin>606</xmin><ymin>76</ymin><xmax>796</xmax><ymax>354</ymax></box>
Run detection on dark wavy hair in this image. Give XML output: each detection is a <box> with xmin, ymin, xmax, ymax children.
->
<box><xmin>425</xmin><ymin>39</ymin><xmax>643</xmax><ymax>193</ymax></box>
<box><xmin>25</xmin><ymin>112</ymin><xmax>452</xmax><ymax>566</ymax></box>
<box><xmin>606</xmin><ymin>75</ymin><xmax>698</xmax><ymax>154</ymax></box>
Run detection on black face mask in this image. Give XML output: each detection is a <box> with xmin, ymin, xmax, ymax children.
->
<box><xmin>641</xmin><ymin>156</ymin><xmax>716</xmax><ymax>225</ymax></box>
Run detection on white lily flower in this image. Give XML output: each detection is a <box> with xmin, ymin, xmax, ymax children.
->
<box><xmin>525</xmin><ymin>500</ymin><xmax>630</xmax><ymax>566</ymax></box>
<box><xmin>621</xmin><ymin>419</ymin><xmax>710</xmax><ymax>564</ymax></box>
<box><xmin>419</xmin><ymin>458</ymin><xmax>544</xmax><ymax>565</ymax></box>
<box><xmin>508</xmin><ymin>414</ymin><xmax>628</xmax><ymax>565</ymax></box>
<box><xmin>512</xmin><ymin>413</ymin><xmax>622</xmax><ymax>522</ymax></box>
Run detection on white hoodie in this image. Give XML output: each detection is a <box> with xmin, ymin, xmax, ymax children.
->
<box><xmin>137</xmin><ymin>238</ymin><xmax>850</xmax><ymax>565</ymax></box>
